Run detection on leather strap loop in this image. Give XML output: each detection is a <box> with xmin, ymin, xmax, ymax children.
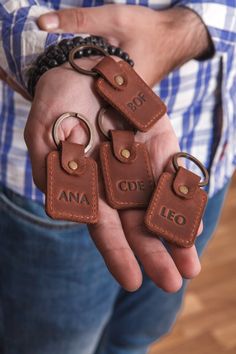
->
<box><xmin>61</xmin><ymin>141</ymin><xmax>87</xmax><ymax>176</ymax></box>
<box><xmin>173</xmin><ymin>167</ymin><xmax>200</xmax><ymax>200</ymax></box>
<box><xmin>110</xmin><ymin>130</ymin><xmax>137</xmax><ymax>163</ymax></box>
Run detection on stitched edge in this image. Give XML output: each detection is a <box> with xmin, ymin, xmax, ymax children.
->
<box><xmin>100</xmin><ymin>142</ymin><xmax>154</xmax><ymax>208</ymax></box>
<box><xmin>95</xmin><ymin>62</ymin><xmax>166</xmax><ymax>131</ymax></box>
<box><xmin>145</xmin><ymin>173</ymin><xmax>207</xmax><ymax>246</ymax></box>
<box><xmin>47</xmin><ymin>152</ymin><xmax>98</xmax><ymax>223</ymax></box>
<box><xmin>96</xmin><ymin>81</ymin><xmax>166</xmax><ymax>131</ymax></box>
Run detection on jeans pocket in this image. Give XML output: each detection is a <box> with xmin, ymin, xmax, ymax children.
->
<box><xmin>0</xmin><ymin>185</ymin><xmax>84</xmax><ymax>230</ymax></box>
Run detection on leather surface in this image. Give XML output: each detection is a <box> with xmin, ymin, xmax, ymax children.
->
<box><xmin>93</xmin><ymin>57</ymin><xmax>166</xmax><ymax>132</ymax></box>
<box><xmin>93</xmin><ymin>56</ymin><xmax>128</xmax><ymax>90</ymax></box>
<box><xmin>61</xmin><ymin>141</ymin><xmax>87</xmax><ymax>176</ymax></box>
<box><xmin>110</xmin><ymin>130</ymin><xmax>136</xmax><ymax>163</ymax></box>
<box><xmin>45</xmin><ymin>146</ymin><xmax>98</xmax><ymax>224</ymax></box>
<box><xmin>173</xmin><ymin>167</ymin><xmax>201</xmax><ymax>200</ymax></box>
<box><xmin>145</xmin><ymin>168</ymin><xmax>208</xmax><ymax>248</ymax></box>
<box><xmin>100</xmin><ymin>131</ymin><xmax>155</xmax><ymax>209</ymax></box>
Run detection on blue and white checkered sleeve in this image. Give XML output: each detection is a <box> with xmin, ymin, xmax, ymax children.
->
<box><xmin>0</xmin><ymin>0</ymin><xmax>73</xmax><ymax>91</ymax></box>
<box><xmin>177</xmin><ymin>1</ymin><xmax>236</xmax><ymax>53</ymax></box>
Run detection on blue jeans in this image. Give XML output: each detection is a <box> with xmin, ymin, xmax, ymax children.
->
<box><xmin>0</xmin><ymin>183</ymin><xmax>228</xmax><ymax>354</ymax></box>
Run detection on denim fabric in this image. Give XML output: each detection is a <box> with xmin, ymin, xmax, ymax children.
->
<box><xmin>0</xmin><ymin>183</ymin><xmax>228</xmax><ymax>354</ymax></box>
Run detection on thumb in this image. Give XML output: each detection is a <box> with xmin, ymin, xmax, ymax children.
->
<box><xmin>38</xmin><ymin>5</ymin><xmax>121</xmax><ymax>38</ymax></box>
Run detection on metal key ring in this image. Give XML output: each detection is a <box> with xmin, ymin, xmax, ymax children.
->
<box><xmin>52</xmin><ymin>112</ymin><xmax>94</xmax><ymax>154</ymax></box>
<box><xmin>97</xmin><ymin>107</ymin><xmax>136</xmax><ymax>139</ymax></box>
<box><xmin>97</xmin><ymin>107</ymin><xmax>110</xmax><ymax>139</ymax></box>
<box><xmin>69</xmin><ymin>45</ymin><xmax>109</xmax><ymax>77</ymax></box>
<box><xmin>173</xmin><ymin>152</ymin><xmax>209</xmax><ymax>187</ymax></box>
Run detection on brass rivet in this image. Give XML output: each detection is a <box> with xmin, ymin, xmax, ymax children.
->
<box><xmin>115</xmin><ymin>75</ymin><xmax>125</xmax><ymax>86</ymax></box>
<box><xmin>68</xmin><ymin>160</ymin><xmax>78</xmax><ymax>170</ymax></box>
<box><xmin>179</xmin><ymin>185</ymin><xmax>189</xmax><ymax>195</ymax></box>
<box><xmin>121</xmin><ymin>149</ymin><xmax>131</xmax><ymax>159</ymax></box>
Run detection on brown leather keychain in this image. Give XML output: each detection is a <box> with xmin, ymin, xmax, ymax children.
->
<box><xmin>145</xmin><ymin>153</ymin><xmax>209</xmax><ymax>248</ymax></box>
<box><xmin>45</xmin><ymin>112</ymin><xmax>99</xmax><ymax>224</ymax></box>
<box><xmin>98</xmin><ymin>107</ymin><xmax>155</xmax><ymax>209</ymax></box>
<box><xmin>69</xmin><ymin>45</ymin><xmax>166</xmax><ymax>132</ymax></box>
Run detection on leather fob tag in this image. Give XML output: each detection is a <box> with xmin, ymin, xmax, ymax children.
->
<box><xmin>100</xmin><ymin>130</ymin><xmax>155</xmax><ymax>209</ymax></box>
<box><xmin>145</xmin><ymin>167</ymin><xmax>208</xmax><ymax>247</ymax></box>
<box><xmin>93</xmin><ymin>57</ymin><xmax>166</xmax><ymax>132</ymax></box>
<box><xmin>46</xmin><ymin>141</ymin><xmax>98</xmax><ymax>224</ymax></box>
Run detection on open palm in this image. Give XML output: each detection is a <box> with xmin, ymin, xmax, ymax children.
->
<box><xmin>25</xmin><ymin>60</ymin><xmax>201</xmax><ymax>293</ymax></box>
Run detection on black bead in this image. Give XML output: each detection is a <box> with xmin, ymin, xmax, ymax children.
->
<box><xmin>115</xmin><ymin>47</ymin><xmax>123</xmax><ymax>57</ymax></box>
<box><xmin>46</xmin><ymin>45</ymin><xmax>63</xmax><ymax>57</ymax></box>
<box><xmin>92</xmin><ymin>35</ymin><xmax>102</xmax><ymax>41</ymax></box>
<box><xmin>36</xmin><ymin>57</ymin><xmax>47</xmax><ymax>66</ymax></box>
<box><xmin>91</xmin><ymin>47</ymin><xmax>100</xmax><ymax>55</ymax></box>
<box><xmin>38</xmin><ymin>65</ymin><xmax>48</xmax><ymax>74</ymax></box>
<box><xmin>61</xmin><ymin>39</ymin><xmax>74</xmax><ymax>49</ymax></box>
<box><xmin>121</xmin><ymin>52</ymin><xmax>129</xmax><ymax>62</ymax></box>
<box><xmin>58</xmin><ymin>39</ymin><xmax>74</xmax><ymax>54</ymax></box>
<box><xmin>87</xmin><ymin>48</ymin><xmax>93</xmax><ymax>56</ymax></box>
<box><xmin>74</xmin><ymin>49</ymin><xmax>84</xmax><ymax>59</ymax></box>
<box><xmin>89</xmin><ymin>35</ymin><xmax>100</xmax><ymax>45</ymax></box>
<box><xmin>55</xmin><ymin>47</ymin><xmax>64</xmax><ymax>56</ymax></box>
<box><xmin>97</xmin><ymin>38</ymin><xmax>107</xmax><ymax>47</ymax></box>
<box><xmin>108</xmin><ymin>45</ymin><xmax>116</xmax><ymax>55</ymax></box>
<box><xmin>48</xmin><ymin>59</ymin><xmax>58</xmax><ymax>68</ymax></box>
<box><xmin>83</xmin><ymin>48</ymin><xmax>93</xmax><ymax>56</ymax></box>
<box><xmin>84</xmin><ymin>36</ymin><xmax>92</xmax><ymax>43</ymax></box>
<box><xmin>59</xmin><ymin>45</ymin><xmax>69</xmax><ymax>57</ymax></box>
<box><xmin>72</xmin><ymin>36</ymin><xmax>85</xmax><ymax>46</ymax></box>
<box><xmin>55</xmin><ymin>54</ymin><xmax>67</xmax><ymax>64</ymax></box>
<box><xmin>42</xmin><ymin>57</ymin><xmax>52</xmax><ymax>67</ymax></box>
<box><xmin>58</xmin><ymin>38</ymin><xmax>68</xmax><ymax>46</ymax></box>
<box><xmin>46</xmin><ymin>48</ymin><xmax>58</xmax><ymax>59</ymax></box>
<box><xmin>36</xmin><ymin>54</ymin><xmax>46</xmax><ymax>65</ymax></box>
<box><xmin>128</xmin><ymin>59</ymin><xmax>134</xmax><ymax>67</ymax></box>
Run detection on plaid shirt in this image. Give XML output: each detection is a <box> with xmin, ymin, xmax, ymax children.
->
<box><xmin>0</xmin><ymin>0</ymin><xmax>235</xmax><ymax>203</ymax></box>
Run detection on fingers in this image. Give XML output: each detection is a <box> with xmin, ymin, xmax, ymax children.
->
<box><xmin>120</xmin><ymin>209</ymin><xmax>202</xmax><ymax>292</ymax></box>
<box><xmin>38</xmin><ymin>5</ymin><xmax>124</xmax><ymax>41</ymax></box>
<box><xmin>168</xmin><ymin>243</ymin><xmax>201</xmax><ymax>279</ymax></box>
<box><xmin>89</xmin><ymin>199</ymin><xmax>142</xmax><ymax>292</ymax></box>
<box><xmin>120</xmin><ymin>210</ymin><xmax>183</xmax><ymax>293</ymax></box>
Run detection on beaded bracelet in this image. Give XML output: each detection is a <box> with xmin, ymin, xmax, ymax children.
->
<box><xmin>27</xmin><ymin>35</ymin><xmax>134</xmax><ymax>97</ymax></box>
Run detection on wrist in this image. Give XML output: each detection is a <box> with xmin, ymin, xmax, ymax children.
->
<box><xmin>154</xmin><ymin>7</ymin><xmax>213</xmax><ymax>75</ymax></box>
<box><xmin>173</xmin><ymin>6</ymin><xmax>214</xmax><ymax>60</ymax></box>
<box><xmin>27</xmin><ymin>36</ymin><xmax>134</xmax><ymax>97</ymax></box>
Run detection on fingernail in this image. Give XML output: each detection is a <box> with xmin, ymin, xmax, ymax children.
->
<box><xmin>39</xmin><ymin>13</ymin><xmax>60</xmax><ymax>30</ymax></box>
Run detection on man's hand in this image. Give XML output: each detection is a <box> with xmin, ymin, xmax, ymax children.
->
<box><xmin>38</xmin><ymin>4</ymin><xmax>212</xmax><ymax>87</ymax></box>
<box><xmin>31</xmin><ymin>4</ymin><xmax>208</xmax><ymax>292</ymax></box>
<box><xmin>24</xmin><ymin>60</ymin><xmax>201</xmax><ymax>293</ymax></box>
